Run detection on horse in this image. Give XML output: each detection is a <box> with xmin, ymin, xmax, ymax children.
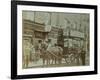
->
<box><xmin>40</xmin><ymin>44</ymin><xmax>63</xmax><ymax>66</ymax></box>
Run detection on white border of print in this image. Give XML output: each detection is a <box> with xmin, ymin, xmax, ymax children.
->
<box><xmin>17</xmin><ymin>5</ymin><xmax>94</xmax><ymax>75</ymax></box>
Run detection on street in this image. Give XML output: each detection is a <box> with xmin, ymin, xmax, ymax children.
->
<box><xmin>24</xmin><ymin>53</ymin><xmax>89</xmax><ymax>69</ymax></box>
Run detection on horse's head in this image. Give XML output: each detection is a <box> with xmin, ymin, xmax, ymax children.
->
<box><xmin>40</xmin><ymin>43</ymin><xmax>48</xmax><ymax>54</ymax></box>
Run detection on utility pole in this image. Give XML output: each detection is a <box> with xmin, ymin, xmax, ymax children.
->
<box><xmin>57</xmin><ymin>13</ymin><xmax>64</xmax><ymax>49</ymax></box>
<box><xmin>65</xmin><ymin>18</ymin><xmax>71</xmax><ymax>48</ymax></box>
<box><xmin>34</xmin><ymin>11</ymin><xmax>36</xmax><ymax>22</ymax></box>
<box><xmin>56</xmin><ymin>13</ymin><xmax>60</xmax><ymax>26</ymax></box>
<box><xmin>48</xmin><ymin>12</ymin><xmax>52</xmax><ymax>25</ymax></box>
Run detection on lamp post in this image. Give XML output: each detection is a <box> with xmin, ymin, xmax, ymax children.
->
<box><xmin>56</xmin><ymin>13</ymin><xmax>64</xmax><ymax>48</ymax></box>
<box><xmin>64</xmin><ymin>18</ymin><xmax>71</xmax><ymax>48</ymax></box>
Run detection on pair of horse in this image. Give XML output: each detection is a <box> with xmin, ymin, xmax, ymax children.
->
<box><xmin>40</xmin><ymin>45</ymin><xmax>63</xmax><ymax>66</ymax></box>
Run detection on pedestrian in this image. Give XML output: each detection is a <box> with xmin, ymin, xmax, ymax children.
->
<box><xmin>80</xmin><ymin>47</ymin><xmax>86</xmax><ymax>65</ymax></box>
<box><xmin>30</xmin><ymin>44</ymin><xmax>35</xmax><ymax>61</ymax></box>
<box><xmin>23</xmin><ymin>40</ymin><xmax>31</xmax><ymax>68</ymax></box>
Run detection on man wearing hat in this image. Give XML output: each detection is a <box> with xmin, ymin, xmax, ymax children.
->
<box><xmin>46</xmin><ymin>39</ymin><xmax>52</xmax><ymax>51</ymax></box>
<box><xmin>80</xmin><ymin>46</ymin><xmax>86</xmax><ymax>65</ymax></box>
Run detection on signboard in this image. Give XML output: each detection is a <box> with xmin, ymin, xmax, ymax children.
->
<box><xmin>70</xmin><ymin>30</ymin><xmax>84</xmax><ymax>38</ymax></box>
<box><xmin>35</xmin><ymin>31</ymin><xmax>45</xmax><ymax>39</ymax></box>
<box><xmin>45</xmin><ymin>25</ymin><xmax>51</xmax><ymax>32</ymax></box>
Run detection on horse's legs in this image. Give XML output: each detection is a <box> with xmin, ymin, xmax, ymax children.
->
<box><xmin>54</xmin><ymin>58</ymin><xmax>57</xmax><ymax>64</ymax></box>
<box><xmin>47</xmin><ymin>52</ymin><xmax>51</xmax><ymax>65</ymax></box>
<box><xmin>48</xmin><ymin>57</ymin><xmax>50</xmax><ymax>65</ymax></box>
<box><xmin>51</xmin><ymin>55</ymin><xmax>54</xmax><ymax>64</ymax></box>
<box><xmin>51</xmin><ymin>57</ymin><xmax>54</xmax><ymax>64</ymax></box>
<box><xmin>58</xmin><ymin>58</ymin><xmax>61</xmax><ymax>64</ymax></box>
<box><xmin>47</xmin><ymin>58</ymin><xmax>49</xmax><ymax>66</ymax></box>
<box><xmin>46</xmin><ymin>55</ymin><xmax>49</xmax><ymax>66</ymax></box>
<box><xmin>43</xmin><ymin>57</ymin><xmax>45</xmax><ymax>65</ymax></box>
<box><xmin>58</xmin><ymin>53</ymin><xmax>62</xmax><ymax>64</ymax></box>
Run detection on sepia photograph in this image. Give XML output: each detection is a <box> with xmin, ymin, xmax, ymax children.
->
<box><xmin>11</xmin><ymin>1</ymin><xmax>97</xmax><ymax>79</ymax></box>
<box><xmin>22</xmin><ymin>11</ymin><xmax>90</xmax><ymax>69</ymax></box>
